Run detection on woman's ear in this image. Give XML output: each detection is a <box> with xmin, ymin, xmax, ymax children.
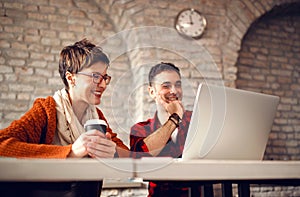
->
<box><xmin>66</xmin><ymin>71</ymin><xmax>75</xmax><ymax>87</ymax></box>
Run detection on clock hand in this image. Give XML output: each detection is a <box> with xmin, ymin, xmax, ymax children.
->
<box><xmin>189</xmin><ymin>9</ymin><xmax>194</xmax><ymax>25</ymax></box>
<box><xmin>189</xmin><ymin>14</ymin><xmax>193</xmax><ymax>25</ymax></box>
<box><xmin>180</xmin><ymin>23</ymin><xmax>192</xmax><ymax>27</ymax></box>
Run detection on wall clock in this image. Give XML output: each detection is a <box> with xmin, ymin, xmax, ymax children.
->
<box><xmin>175</xmin><ymin>8</ymin><xmax>207</xmax><ymax>39</ymax></box>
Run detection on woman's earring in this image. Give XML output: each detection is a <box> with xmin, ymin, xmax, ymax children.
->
<box><xmin>72</xmin><ymin>79</ymin><xmax>76</xmax><ymax>87</ymax></box>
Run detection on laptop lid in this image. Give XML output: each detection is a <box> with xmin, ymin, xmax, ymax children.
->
<box><xmin>182</xmin><ymin>83</ymin><xmax>280</xmax><ymax>160</ymax></box>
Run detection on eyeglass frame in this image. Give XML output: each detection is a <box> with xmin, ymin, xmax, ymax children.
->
<box><xmin>77</xmin><ymin>72</ymin><xmax>111</xmax><ymax>85</ymax></box>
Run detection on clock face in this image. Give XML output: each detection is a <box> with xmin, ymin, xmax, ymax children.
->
<box><xmin>175</xmin><ymin>8</ymin><xmax>207</xmax><ymax>39</ymax></box>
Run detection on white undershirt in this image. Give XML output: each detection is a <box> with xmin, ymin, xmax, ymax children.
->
<box><xmin>171</xmin><ymin>128</ymin><xmax>178</xmax><ymax>143</ymax></box>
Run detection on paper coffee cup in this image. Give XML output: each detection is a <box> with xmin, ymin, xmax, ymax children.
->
<box><xmin>84</xmin><ymin>119</ymin><xmax>107</xmax><ymax>134</ymax></box>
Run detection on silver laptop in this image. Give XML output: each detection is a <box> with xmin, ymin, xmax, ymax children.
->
<box><xmin>182</xmin><ymin>83</ymin><xmax>280</xmax><ymax>160</ymax></box>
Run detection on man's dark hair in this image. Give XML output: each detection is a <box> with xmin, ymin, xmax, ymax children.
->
<box><xmin>148</xmin><ymin>62</ymin><xmax>181</xmax><ymax>86</ymax></box>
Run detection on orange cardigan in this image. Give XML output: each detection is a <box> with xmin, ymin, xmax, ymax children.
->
<box><xmin>0</xmin><ymin>96</ymin><xmax>129</xmax><ymax>158</ymax></box>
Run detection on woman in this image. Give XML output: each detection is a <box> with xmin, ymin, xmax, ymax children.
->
<box><xmin>0</xmin><ymin>39</ymin><xmax>129</xmax><ymax>196</ymax></box>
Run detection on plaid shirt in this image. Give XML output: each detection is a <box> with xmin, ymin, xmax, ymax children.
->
<box><xmin>130</xmin><ymin>110</ymin><xmax>192</xmax><ymax>158</ymax></box>
<box><xmin>130</xmin><ymin>111</ymin><xmax>193</xmax><ymax>197</ymax></box>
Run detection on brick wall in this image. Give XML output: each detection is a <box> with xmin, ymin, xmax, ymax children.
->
<box><xmin>2</xmin><ymin>0</ymin><xmax>298</xmax><ymax>149</ymax></box>
<box><xmin>1</xmin><ymin>0</ymin><xmax>300</xmax><ymax>196</ymax></box>
<box><xmin>236</xmin><ymin>4</ymin><xmax>300</xmax><ymax>160</ymax></box>
<box><xmin>0</xmin><ymin>0</ymin><xmax>299</xmax><ymax>158</ymax></box>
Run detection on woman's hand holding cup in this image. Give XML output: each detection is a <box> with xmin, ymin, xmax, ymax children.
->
<box><xmin>69</xmin><ymin>119</ymin><xmax>116</xmax><ymax>158</ymax></box>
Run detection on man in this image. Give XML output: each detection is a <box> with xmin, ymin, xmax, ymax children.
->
<box><xmin>130</xmin><ymin>62</ymin><xmax>195</xmax><ymax>197</ymax></box>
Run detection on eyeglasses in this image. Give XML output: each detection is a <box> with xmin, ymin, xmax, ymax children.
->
<box><xmin>77</xmin><ymin>72</ymin><xmax>111</xmax><ymax>85</ymax></box>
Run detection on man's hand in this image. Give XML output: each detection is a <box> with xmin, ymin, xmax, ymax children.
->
<box><xmin>158</xmin><ymin>94</ymin><xmax>184</xmax><ymax>118</ymax></box>
<box><xmin>164</xmin><ymin>100</ymin><xmax>184</xmax><ymax>119</ymax></box>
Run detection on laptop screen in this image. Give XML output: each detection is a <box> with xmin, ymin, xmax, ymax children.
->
<box><xmin>182</xmin><ymin>83</ymin><xmax>279</xmax><ymax>160</ymax></box>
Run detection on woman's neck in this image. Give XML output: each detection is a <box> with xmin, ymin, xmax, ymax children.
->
<box><xmin>72</xmin><ymin>102</ymin><xmax>88</xmax><ymax>124</ymax></box>
<box><xmin>68</xmin><ymin>90</ymin><xmax>88</xmax><ymax>124</ymax></box>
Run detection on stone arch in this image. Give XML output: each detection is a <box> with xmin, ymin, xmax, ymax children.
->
<box><xmin>222</xmin><ymin>0</ymin><xmax>300</xmax><ymax>87</ymax></box>
<box><xmin>235</xmin><ymin>1</ymin><xmax>300</xmax><ymax>160</ymax></box>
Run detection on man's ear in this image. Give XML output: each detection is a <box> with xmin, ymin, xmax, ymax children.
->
<box><xmin>148</xmin><ymin>86</ymin><xmax>156</xmax><ymax>99</ymax></box>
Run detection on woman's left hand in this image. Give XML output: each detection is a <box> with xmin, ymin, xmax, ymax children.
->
<box><xmin>87</xmin><ymin>132</ymin><xmax>116</xmax><ymax>158</ymax></box>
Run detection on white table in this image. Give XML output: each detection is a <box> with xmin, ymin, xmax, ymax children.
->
<box><xmin>1</xmin><ymin>157</ymin><xmax>300</xmax><ymax>196</ymax></box>
<box><xmin>134</xmin><ymin>158</ymin><xmax>300</xmax><ymax>196</ymax></box>
<box><xmin>0</xmin><ymin>158</ymin><xmax>133</xmax><ymax>181</ymax></box>
<box><xmin>135</xmin><ymin>158</ymin><xmax>300</xmax><ymax>180</ymax></box>
<box><xmin>0</xmin><ymin>158</ymin><xmax>133</xmax><ymax>197</ymax></box>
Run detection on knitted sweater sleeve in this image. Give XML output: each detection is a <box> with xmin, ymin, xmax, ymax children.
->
<box><xmin>0</xmin><ymin>97</ymin><xmax>72</xmax><ymax>158</ymax></box>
